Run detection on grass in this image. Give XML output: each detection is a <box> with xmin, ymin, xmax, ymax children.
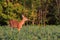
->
<box><xmin>0</xmin><ymin>25</ymin><xmax>60</xmax><ymax>40</ymax></box>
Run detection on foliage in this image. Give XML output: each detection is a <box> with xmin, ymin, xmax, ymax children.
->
<box><xmin>0</xmin><ymin>0</ymin><xmax>60</xmax><ymax>25</ymax></box>
<box><xmin>0</xmin><ymin>25</ymin><xmax>60</xmax><ymax>40</ymax></box>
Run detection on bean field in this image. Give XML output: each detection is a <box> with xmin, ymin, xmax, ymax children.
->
<box><xmin>0</xmin><ymin>25</ymin><xmax>60</xmax><ymax>40</ymax></box>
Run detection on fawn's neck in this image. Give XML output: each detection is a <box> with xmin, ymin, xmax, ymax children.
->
<box><xmin>17</xmin><ymin>19</ymin><xmax>26</xmax><ymax>29</ymax></box>
<box><xmin>19</xmin><ymin>19</ymin><xmax>26</xmax><ymax>25</ymax></box>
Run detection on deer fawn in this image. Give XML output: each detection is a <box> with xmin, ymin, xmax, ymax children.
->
<box><xmin>9</xmin><ymin>15</ymin><xmax>28</xmax><ymax>31</ymax></box>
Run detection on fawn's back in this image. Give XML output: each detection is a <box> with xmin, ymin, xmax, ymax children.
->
<box><xmin>9</xmin><ymin>19</ymin><xmax>18</xmax><ymax>28</ymax></box>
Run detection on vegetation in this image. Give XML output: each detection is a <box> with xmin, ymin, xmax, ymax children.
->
<box><xmin>0</xmin><ymin>0</ymin><xmax>60</xmax><ymax>40</ymax></box>
<box><xmin>0</xmin><ymin>0</ymin><xmax>60</xmax><ymax>25</ymax></box>
<box><xmin>0</xmin><ymin>25</ymin><xmax>60</xmax><ymax>40</ymax></box>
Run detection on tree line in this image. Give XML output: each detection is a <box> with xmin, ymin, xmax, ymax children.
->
<box><xmin>0</xmin><ymin>0</ymin><xmax>60</xmax><ymax>26</ymax></box>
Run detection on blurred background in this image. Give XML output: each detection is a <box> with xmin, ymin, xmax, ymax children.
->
<box><xmin>0</xmin><ymin>0</ymin><xmax>60</xmax><ymax>26</ymax></box>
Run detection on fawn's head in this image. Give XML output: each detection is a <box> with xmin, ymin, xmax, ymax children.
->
<box><xmin>22</xmin><ymin>15</ymin><xmax>28</xmax><ymax>21</ymax></box>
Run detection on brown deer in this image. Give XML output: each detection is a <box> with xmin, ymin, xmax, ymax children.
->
<box><xmin>9</xmin><ymin>15</ymin><xmax>28</xmax><ymax>31</ymax></box>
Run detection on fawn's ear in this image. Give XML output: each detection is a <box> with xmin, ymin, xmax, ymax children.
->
<box><xmin>22</xmin><ymin>15</ymin><xmax>25</xmax><ymax>18</ymax></box>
